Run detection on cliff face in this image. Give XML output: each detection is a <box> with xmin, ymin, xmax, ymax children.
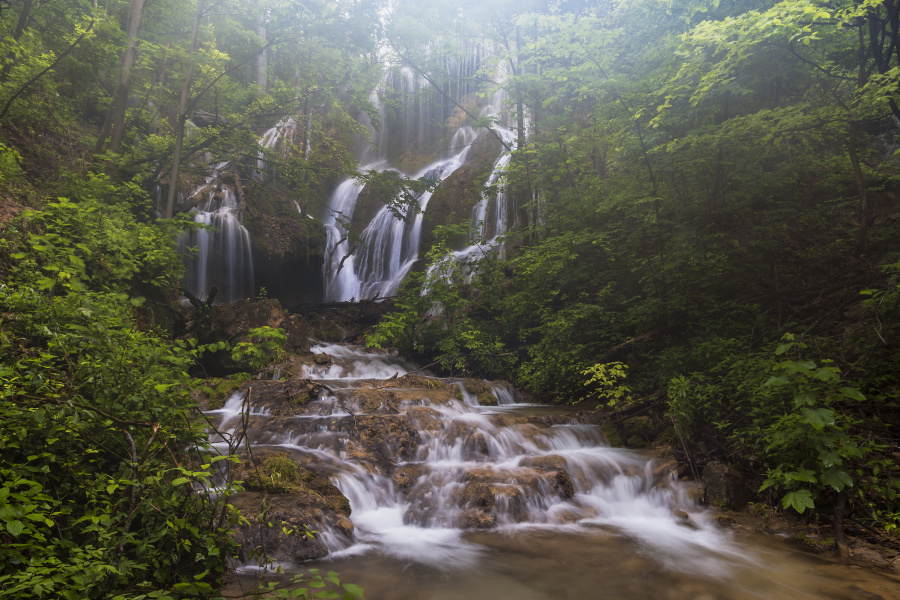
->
<box><xmin>243</xmin><ymin>182</ymin><xmax>326</xmax><ymax>306</ymax></box>
<box><xmin>420</xmin><ymin>129</ymin><xmax>503</xmax><ymax>253</ymax></box>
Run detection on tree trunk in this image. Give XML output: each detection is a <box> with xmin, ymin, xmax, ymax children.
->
<box><xmin>164</xmin><ymin>0</ymin><xmax>205</xmax><ymax>220</ymax></box>
<box><xmin>99</xmin><ymin>0</ymin><xmax>146</xmax><ymax>167</ymax></box>
<box><xmin>0</xmin><ymin>0</ymin><xmax>34</xmax><ymax>84</ymax></box>
<box><xmin>255</xmin><ymin>0</ymin><xmax>267</xmax><ymax>94</ymax></box>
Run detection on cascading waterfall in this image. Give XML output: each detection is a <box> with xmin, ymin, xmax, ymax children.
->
<box><xmin>206</xmin><ymin>343</ymin><xmax>741</xmax><ymax>574</ymax></box>
<box><xmin>180</xmin><ymin>117</ymin><xmax>304</xmax><ymax>303</ymax></box>
<box><xmin>324</xmin><ymin>127</ymin><xmax>478</xmax><ymax>301</ymax></box>
<box><xmin>322</xmin><ymin>43</ymin><xmax>508</xmax><ymax>301</ymax></box>
<box><xmin>179</xmin><ymin>184</ymin><xmax>255</xmax><ymax>303</ymax></box>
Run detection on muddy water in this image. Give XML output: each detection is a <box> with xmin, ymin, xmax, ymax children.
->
<box><xmin>216</xmin><ymin>343</ymin><xmax>900</xmax><ymax>599</ymax></box>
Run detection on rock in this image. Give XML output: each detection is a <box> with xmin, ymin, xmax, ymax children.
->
<box><xmin>191</xmin><ymin>109</ymin><xmax>228</xmax><ymax>127</ymax></box>
<box><xmin>230</xmin><ymin>451</ymin><xmax>352</xmax><ymax>563</ymax></box>
<box><xmin>463</xmin><ymin>378</ymin><xmax>498</xmax><ymax>406</ymax></box>
<box><xmin>242</xmin><ymin>181</ymin><xmax>327</xmax><ymax>306</ymax></box>
<box><xmin>242</xmin><ymin>378</ymin><xmax>324</xmax><ymax>415</ymax></box>
<box><xmin>519</xmin><ymin>455</ymin><xmax>568</xmax><ymax>472</ymax></box>
<box><xmin>702</xmin><ymin>460</ymin><xmax>752</xmax><ymax>510</ymax></box>
<box><xmin>391</xmin><ymin>464</ymin><xmax>425</xmax><ymax>490</ymax></box>
<box><xmin>552</xmin><ymin>469</ymin><xmax>576</xmax><ymax>499</ymax></box>
<box><xmin>462</xmin><ymin>432</ymin><xmax>490</xmax><ymax>459</ymax></box>
<box><xmin>420</xmin><ymin>129</ymin><xmax>504</xmax><ymax>253</ymax></box>
<box><xmin>188</xmin><ymin>299</ymin><xmax>312</xmax><ymax>376</ymax></box>
<box><xmin>313</xmin><ymin>353</ymin><xmax>332</xmax><ymax>365</ymax></box>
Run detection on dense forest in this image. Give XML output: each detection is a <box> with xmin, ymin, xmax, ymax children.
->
<box><xmin>1</xmin><ymin>0</ymin><xmax>899</xmax><ymax>597</ymax></box>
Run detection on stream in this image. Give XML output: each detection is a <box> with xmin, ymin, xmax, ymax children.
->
<box><xmin>212</xmin><ymin>343</ymin><xmax>900</xmax><ymax>599</ymax></box>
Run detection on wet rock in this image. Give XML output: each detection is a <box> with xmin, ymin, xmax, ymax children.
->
<box><xmin>462</xmin><ymin>432</ymin><xmax>489</xmax><ymax>459</ymax></box>
<box><xmin>462</xmin><ymin>509</ymin><xmax>496</xmax><ymax>529</ymax></box>
<box><xmin>313</xmin><ymin>353</ymin><xmax>332</xmax><ymax>365</ymax></box>
<box><xmin>343</xmin><ymin>414</ymin><xmax>423</xmax><ymax>472</ymax></box>
<box><xmin>230</xmin><ymin>451</ymin><xmax>352</xmax><ymax>563</ymax></box>
<box><xmin>242</xmin><ymin>378</ymin><xmax>325</xmax><ymax>415</ymax></box>
<box><xmin>464</xmin><ymin>379</ymin><xmax>498</xmax><ymax>406</ymax></box>
<box><xmin>242</xmin><ymin>182</ymin><xmax>326</xmax><ymax>307</ymax></box>
<box><xmin>702</xmin><ymin>460</ymin><xmax>752</xmax><ymax>510</ymax></box>
<box><xmin>519</xmin><ymin>455</ymin><xmax>568</xmax><ymax>472</ymax></box>
<box><xmin>391</xmin><ymin>464</ymin><xmax>425</xmax><ymax>490</ymax></box>
<box><xmin>421</xmin><ymin>129</ymin><xmax>504</xmax><ymax>253</ymax></box>
<box><xmin>552</xmin><ymin>469</ymin><xmax>576</xmax><ymax>499</ymax></box>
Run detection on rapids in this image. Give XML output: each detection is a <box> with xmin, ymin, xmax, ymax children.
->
<box><xmin>211</xmin><ymin>344</ymin><xmax>900</xmax><ymax>599</ymax></box>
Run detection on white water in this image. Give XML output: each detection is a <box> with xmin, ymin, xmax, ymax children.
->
<box><xmin>179</xmin><ymin>185</ymin><xmax>255</xmax><ymax>303</ymax></box>
<box><xmin>324</xmin><ymin>126</ymin><xmax>478</xmax><ymax>301</ymax></box>
<box><xmin>208</xmin><ymin>344</ymin><xmax>746</xmax><ymax>575</ymax></box>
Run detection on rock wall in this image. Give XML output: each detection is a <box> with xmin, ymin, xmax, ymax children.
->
<box><xmin>243</xmin><ymin>182</ymin><xmax>326</xmax><ymax>306</ymax></box>
<box><xmin>420</xmin><ymin>129</ymin><xmax>503</xmax><ymax>253</ymax></box>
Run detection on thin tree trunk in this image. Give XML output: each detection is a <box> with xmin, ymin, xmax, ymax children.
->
<box><xmin>164</xmin><ymin>0</ymin><xmax>205</xmax><ymax>220</ymax></box>
<box><xmin>255</xmin><ymin>0</ymin><xmax>267</xmax><ymax>93</ymax></box>
<box><xmin>100</xmin><ymin>0</ymin><xmax>146</xmax><ymax>168</ymax></box>
<box><xmin>851</xmin><ymin>25</ymin><xmax>870</xmax><ymax>253</ymax></box>
<box><xmin>0</xmin><ymin>0</ymin><xmax>34</xmax><ymax>84</ymax></box>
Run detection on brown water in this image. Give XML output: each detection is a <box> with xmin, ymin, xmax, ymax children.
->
<box><xmin>228</xmin><ymin>527</ymin><xmax>897</xmax><ymax>600</ymax></box>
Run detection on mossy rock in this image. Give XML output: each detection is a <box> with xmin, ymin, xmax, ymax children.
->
<box><xmin>197</xmin><ymin>375</ymin><xmax>250</xmax><ymax>409</ymax></box>
<box><xmin>600</xmin><ymin>422</ymin><xmax>624</xmax><ymax>447</ymax></box>
<box><xmin>236</xmin><ymin>452</ymin><xmax>350</xmax><ymax>515</ymax></box>
<box><xmin>464</xmin><ymin>378</ymin><xmax>498</xmax><ymax>406</ymax></box>
<box><xmin>394</xmin><ymin>374</ymin><xmax>448</xmax><ymax>390</ymax></box>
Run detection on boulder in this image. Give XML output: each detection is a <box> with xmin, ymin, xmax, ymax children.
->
<box><xmin>187</xmin><ymin>298</ymin><xmax>310</xmax><ymax>376</ymax></box>
<box><xmin>702</xmin><ymin>460</ymin><xmax>753</xmax><ymax>510</ymax></box>
<box><xmin>230</xmin><ymin>451</ymin><xmax>352</xmax><ymax>563</ymax></box>
<box><xmin>464</xmin><ymin>378</ymin><xmax>499</xmax><ymax>406</ymax></box>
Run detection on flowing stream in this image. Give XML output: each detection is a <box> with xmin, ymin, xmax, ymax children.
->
<box><xmin>212</xmin><ymin>344</ymin><xmax>900</xmax><ymax>599</ymax></box>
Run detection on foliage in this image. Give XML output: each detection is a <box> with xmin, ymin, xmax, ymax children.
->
<box><xmin>0</xmin><ymin>198</ymin><xmax>240</xmax><ymax>598</ymax></box>
<box><xmin>581</xmin><ymin>362</ymin><xmax>632</xmax><ymax>407</ymax></box>
<box><xmin>231</xmin><ymin>326</ymin><xmax>287</xmax><ymax>371</ymax></box>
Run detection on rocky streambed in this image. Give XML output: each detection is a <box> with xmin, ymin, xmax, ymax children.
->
<box><xmin>205</xmin><ymin>342</ymin><xmax>900</xmax><ymax>599</ymax></box>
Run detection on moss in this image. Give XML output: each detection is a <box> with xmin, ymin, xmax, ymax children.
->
<box><xmin>201</xmin><ymin>375</ymin><xmax>250</xmax><ymax>410</ymax></box>
<box><xmin>240</xmin><ymin>453</ymin><xmax>351</xmax><ymax>515</ymax></box>
<box><xmin>626</xmin><ymin>434</ymin><xmax>649</xmax><ymax>448</ymax></box>
<box><xmin>600</xmin><ymin>422</ymin><xmax>624</xmax><ymax>447</ymax></box>
<box><xmin>244</xmin><ymin>453</ymin><xmax>301</xmax><ymax>494</ymax></box>
<box><xmin>396</xmin><ymin>374</ymin><xmax>447</xmax><ymax>389</ymax></box>
<box><xmin>795</xmin><ymin>532</ymin><xmax>836</xmax><ymax>551</ymax></box>
<box><xmin>464</xmin><ymin>378</ymin><xmax>498</xmax><ymax>406</ymax></box>
<box><xmin>716</xmin><ymin>514</ymin><xmax>736</xmax><ymax>525</ymax></box>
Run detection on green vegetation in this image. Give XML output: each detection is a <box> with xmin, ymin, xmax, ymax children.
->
<box><xmin>365</xmin><ymin>0</ymin><xmax>900</xmax><ymax>539</ymax></box>
<box><xmin>2</xmin><ymin>0</ymin><xmax>900</xmax><ymax>584</ymax></box>
<box><xmin>0</xmin><ymin>197</ymin><xmax>239</xmax><ymax>598</ymax></box>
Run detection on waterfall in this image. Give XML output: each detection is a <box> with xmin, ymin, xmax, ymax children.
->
<box><xmin>324</xmin><ymin>126</ymin><xmax>478</xmax><ymax>301</ymax></box>
<box><xmin>206</xmin><ymin>343</ymin><xmax>741</xmax><ymax>574</ymax></box>
<box><xmin>322</xmin><ymin>42</ymin><xmax>505</xmax><ymax>301</ymax></box>
<box><xmin>179</xmin><ymin>184</ymin><xmax>255</xmax><ymax>303</ymax></box>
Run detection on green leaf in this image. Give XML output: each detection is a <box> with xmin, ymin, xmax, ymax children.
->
<box><xmin>821</xmin><ymin>469</ymin><xmax>853</xmax><ymax>492</ymax></box>
<box><xmin>800</xmin><ymin>407</ymin><xmax>834</xmax><ymax>430</ymax></box>
<box><xmin>6</xmin><ymin>519</ymin><xmax>24</xmax><ymax>536</ymax></box>
<box><xmin>782</xmin><ymin>489</ymin><xmax>815</xmax><ymax>513</ymax></box>
<box><xmin>171</xmin><ymin>477</ymin><xmax>190</xmax><ymax>486</ymax></box>
<box><xmin>839</xmin><ymin>387</ymin><xmax>865</xmax><ymax>402</ymax></box>
<box><xmin>342</xmin><ymin>583</ymin><xmax>365</xmax><ymax>599</ymax></box>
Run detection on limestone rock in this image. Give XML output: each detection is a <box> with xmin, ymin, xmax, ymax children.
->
<box><xmin>420</xmin><ymin>129</ymin><xmax>504</xmax><ymax>253</ymax></box>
